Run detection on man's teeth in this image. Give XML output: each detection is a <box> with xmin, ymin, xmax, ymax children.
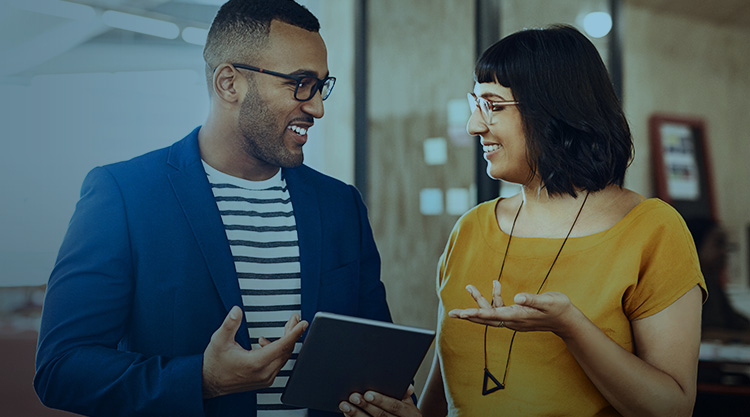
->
<box><xmin>483</xmin><ymin>144</ymin><xmax>501</xmax><ymax>152</ymax></box>
<box><xmin>288</xmin><ymin>125</ymin><xmax>308</xmax><ymax>135</ymax></box>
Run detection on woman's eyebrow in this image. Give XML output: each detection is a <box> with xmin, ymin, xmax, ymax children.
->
<box><xmin>480</xmin><ymin>92</ymin><xmax>513</xmax><ymax>101</ymax></box>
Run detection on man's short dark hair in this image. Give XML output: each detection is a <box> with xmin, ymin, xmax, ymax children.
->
<box><xmin>475</xmin><ymin>24</ymin><xmax>633</xmax><ymax>197</ymax></box>
<box><xmin>203</xmin><ymin>0</ymin><xmax>319</xmax><ymax>84</ymax></box>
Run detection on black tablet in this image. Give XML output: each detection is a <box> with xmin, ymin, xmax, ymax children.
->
<box><xmin>280</xmin><ymin>312</ymin><xmax>435</xmax><ymax>413</ymax></box>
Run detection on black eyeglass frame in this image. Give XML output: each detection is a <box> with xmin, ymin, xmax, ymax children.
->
<box><xmin>230</xmin><ymin>63</ymin><xmax>336</xmax><ymax>102</ymax></box>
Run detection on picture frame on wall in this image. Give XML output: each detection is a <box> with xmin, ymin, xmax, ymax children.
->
<box><xmin>648</xmin><ymin>114</ymin><xmax>717</xmax><ymax>220</ymax></box>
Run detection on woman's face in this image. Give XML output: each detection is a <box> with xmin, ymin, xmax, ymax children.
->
<box><xmin>467</xmin><ymin>82</ymin><xmax>532</xmax><ymax>184</ymax></box>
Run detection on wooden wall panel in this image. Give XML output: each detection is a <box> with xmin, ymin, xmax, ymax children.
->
<box><xmin>366</xmin><ymin>0</ymin><xmax>475</xmax><ymax>391</ymax></box>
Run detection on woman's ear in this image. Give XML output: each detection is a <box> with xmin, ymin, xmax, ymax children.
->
<box><xmin>212</xmin><ymin>64</ymin><xmax>242</xmax><ymax>104</ymax></box>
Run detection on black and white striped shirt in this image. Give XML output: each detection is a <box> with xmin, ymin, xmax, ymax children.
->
<box><xmin>204</xmin><ymin>162</ymin><xmax>307</xmax><ymax>416</ymax></box>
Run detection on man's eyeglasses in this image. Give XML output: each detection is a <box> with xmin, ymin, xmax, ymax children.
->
<box><xmin>467</xmin><ymin>92</ymin><xmax>519</xmax><ymax>125</ymax></box>
<box><xmin>232</xmin><ymin>63</ymin><xmax>335</xmax><ymax>102</ymax></box>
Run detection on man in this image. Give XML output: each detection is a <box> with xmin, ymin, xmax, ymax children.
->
<box><xmin>34</xmin><ymin>1</ymin><xmax>390</xmax><ymax>416</ymax></box>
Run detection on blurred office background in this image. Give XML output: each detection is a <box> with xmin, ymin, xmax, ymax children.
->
<box><xmin>1</xmin><ymin>0</ymin><xmax>749</xmax><ymax>415</ymax></box>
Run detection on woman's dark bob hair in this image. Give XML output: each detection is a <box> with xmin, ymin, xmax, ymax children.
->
<box><xmin>475</xmin><ymin>24</ymin><xmax>633</xmax><ymax>197</ymax></box>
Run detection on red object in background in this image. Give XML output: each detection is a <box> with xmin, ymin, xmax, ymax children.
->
<box><xmin>0</xmin><ymin>329</ymin><xmax>78</xmax><ymax>417</ymax></box>
<box><xmin>649</xmin><ymin>114</ymin><xmax>725</xmax><ymax>286</ymax></box>
<box><xmin>648</xmin><ymin>113</ymin><xmax>718</xmax><ymax>221</ymax></box>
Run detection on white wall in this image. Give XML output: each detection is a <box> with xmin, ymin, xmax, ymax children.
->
<box><xmin>0</xmin><ymin>68</ymin><xmax>208</xmax><ymax>286</ymax></box>
<box><xmin>0</xmin><ymin>0</ymin><xmax>358</xmax><ymax>287</ymax></box>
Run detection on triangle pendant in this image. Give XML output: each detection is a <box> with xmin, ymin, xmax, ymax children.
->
<box><xmin>482</xmin><ymin>368</ymin><xmax>504</xmax><ymax>395</ymax></box>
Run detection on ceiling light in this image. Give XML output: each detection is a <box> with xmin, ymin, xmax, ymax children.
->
<box><xmin>582</xmin><ymin>11</ymin><xmax>612</xmax><ymax>38</ymax></box>
<box><xmin>101</xmin><ymin>10</ymin><xmax>179</xmax><ymax>39</ymax></box>
<box><xmin>182</xmin><ymin>27</ymin><xmax>209</xmax><ymax>46</ymax></box>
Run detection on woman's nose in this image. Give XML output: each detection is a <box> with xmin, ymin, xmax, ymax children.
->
<box><xmin>467</xmin><ymin>109</ymin><xmax>488</xmax><ymax>136</ymax></box>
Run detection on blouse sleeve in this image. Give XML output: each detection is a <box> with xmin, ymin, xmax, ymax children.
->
<box><xmin>623</xmin><ymin>201</ymin><xmax>707</xmax><ymax>321</ymax></box>
<box><xmin>436</xmin><ymin>225</ymin><xmax>458</xmax><ymax>294</ymax></box>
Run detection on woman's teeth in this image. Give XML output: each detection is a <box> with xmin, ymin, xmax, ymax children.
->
<box><xmin>288</xmin><ymin>125</ymin><xmax>307</xmax><ymax>135</ymax></box>
<box><xmin>483</xmin><ymin>144</ymin><xmax>501</xmax><ymax>153</ymax></box>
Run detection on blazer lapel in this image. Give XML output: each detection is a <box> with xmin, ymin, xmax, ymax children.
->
<box><xmin>166</xmin><ymin>129</ymin><xmax>248</xmax><ymax>346</ymax></box>
<box><xmin>284</xmin><ymin>167</ymin><xmax>322</xmax><ymax>323</ymax></box>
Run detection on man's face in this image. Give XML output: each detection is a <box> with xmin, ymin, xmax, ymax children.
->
<box><xmin>237</xmin><ymin>20</ymin><xmax>329</xmax><ymax>170</ymax></box>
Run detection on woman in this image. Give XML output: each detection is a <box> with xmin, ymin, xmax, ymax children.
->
<box><xmin>340</xmin><ymin>25</ymin><xmax>705</xmax><ymax>417</ymax></box>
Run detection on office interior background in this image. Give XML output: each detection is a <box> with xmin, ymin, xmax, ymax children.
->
<box><xmin>1</xmin><ymin>0</ymin><xmax>749</xmax><ymax>415</ymax></box>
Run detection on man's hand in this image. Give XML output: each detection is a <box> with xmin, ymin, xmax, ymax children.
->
<box><xmin>339</xmin><ymin>385</ymin><xmax>421</xmax><ymax>417</ymax></box>
<box><xmin>202</xmin><ymin>305</ymin><xmax>308</xmax><ymax>398</ymax></box>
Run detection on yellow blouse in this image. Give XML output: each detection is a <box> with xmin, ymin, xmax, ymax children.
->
<box><xmin>436</xmin><ymin>198</ymin><xmax>706</xmax><ymax>416</ymax></box>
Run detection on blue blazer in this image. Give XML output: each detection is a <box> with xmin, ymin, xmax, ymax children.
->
<box><xmin>35</xmin><ymin>127</ymin><xmax>391</xmax><ymax>417</ymax></box>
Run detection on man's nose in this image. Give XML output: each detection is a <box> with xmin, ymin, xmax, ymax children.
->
<box><xmin>301</xmin><ymin>92</ymin><xmax>325</xmax><ymax>119</ymax></box>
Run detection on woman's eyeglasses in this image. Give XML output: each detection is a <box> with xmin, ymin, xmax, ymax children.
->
<box><xmin>467</xmin><ymin>92</ymin><xmax>519</xmax><ymax>125</ymax></box>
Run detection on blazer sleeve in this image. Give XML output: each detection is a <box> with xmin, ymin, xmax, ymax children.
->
<box><xmin>34</xmin><ymin>167</ymin><xmax>205</xmax><ymax>417</ymax></box>
<box><xmin>349</xmin><ymin>185</ymin><xmax>392</xmax><ymax>323</ymax></box>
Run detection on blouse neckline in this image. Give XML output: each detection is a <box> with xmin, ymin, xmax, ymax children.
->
<box><xmin>478</xmin><ymin>197</ymin><xmax>664</xmax><ymax>256</ymax></box>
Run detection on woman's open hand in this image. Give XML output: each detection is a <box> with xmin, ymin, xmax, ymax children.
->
<box><xmin>447</xmin><ymin>281</ymin><xmax>581</xmax><ymax>336</ymax></box>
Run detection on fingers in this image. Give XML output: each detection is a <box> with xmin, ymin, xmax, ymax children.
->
<box><xmin>202</xmin><ymin>306</ymin><xmax>246</xmax><ymax>399</ymax></box>
<box><xmin>447</xmin><ymin>308</ymin><xmax>480</xmax><ymax>318</ymax></box>
<box><xmin>448</xmin><ymin>313</ymin><xmax>504</xmax><ymax>327</ymax></box>
<box><xmin>254</xmin><ymin>315</ymin><xmax>308</xmax><ymax>364</ymax></box>
<box><xmin>402</xmin><ymin>384</ymin><xmax>415</xmax><ymax>401</ymax></box>
<box><xmin>339</xmin><ymin>400</ymin><xmax>370</xmax><ymax>416</ymax></box>
<box><xmin>514</xmin><ymin>292</ymin><xmax>572</xmax><ymax>320</ymax></box>
<box><xmin>446</xmin><ymin>307</ymin><xmax>497</xmax><ymax>322</ymax></box>
<box><xmin>514</xmin><ymin>292</ymin><xmax>562</xmax><ymax>310</ymax></box>
<box><xmin>465</xmin><ymin>285</ymin><xmax>492</xmax><ymax>309</ymax></box>
<box><xmin>492</xmin><ymin>281</ymin><xmax>504</xmax><ymax>308</ymax></box>
<box><xmin>284</xmin><ymin>313</ymin><xmax>301</xmax><ymax>335</ymax></box>
<box><xmin>287</xmin><ymin>319</ymin><xmax>309</xmax><ymax>339</ymax></box>
<box><xmin>256</xmin><ymin>315</ymin><xmax>307</xmax><ymax>350</ymax></box>
<box><xmin>204</xmin><ymin>311</ymin><xmax>309</xmax><ymax>397</ymax></box>
<box><xmin>210</xmin><ymin>305</ymin><xmax>243</xmax><ymax>346</ymax></box>
<box><xmin>249</xmin><ymin>319</ymin><xmax>308</xmax><ymax>387</ymax></box>
<box><xmin>514</xmin><ymin>292</ymin><xmax>532</xmax><ymax>306</ymax></box>
<box><xmin>261</xmin><ymin>319</ymin><xmax>308</xmax><ymax>355</ymax></box>
<box><xmin>341</xmin><ymin>391</ymin><xmax>417</xmax><ymax>417</ymax></box>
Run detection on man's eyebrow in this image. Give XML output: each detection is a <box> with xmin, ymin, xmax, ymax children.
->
<box><xmin>290</xmin><ymin>69</ymin><xmax>330</xmax><ymax>79</ymax></box>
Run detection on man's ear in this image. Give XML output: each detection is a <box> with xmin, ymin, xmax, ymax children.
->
<box><xmin>212</xmin><ymin>64</ymin><xmax>243</xmax><ymax>104</ymax></box>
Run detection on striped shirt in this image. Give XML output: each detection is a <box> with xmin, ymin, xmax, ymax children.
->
<box><xmin>204</xmin><ymin>162</ymin><xmax>307</xmax><ymax>417</ymax></box>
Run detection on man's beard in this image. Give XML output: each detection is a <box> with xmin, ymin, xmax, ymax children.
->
<box><xmin>238</xmin><ymin>93</ymin><xmax>304</xmax><ymax>168</ymax></box>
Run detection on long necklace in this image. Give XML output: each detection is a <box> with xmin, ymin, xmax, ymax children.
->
<box><xmin>482</xmin><ymin>192</ymin><xmax>590</xmax><ymax>395</ymax></box>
